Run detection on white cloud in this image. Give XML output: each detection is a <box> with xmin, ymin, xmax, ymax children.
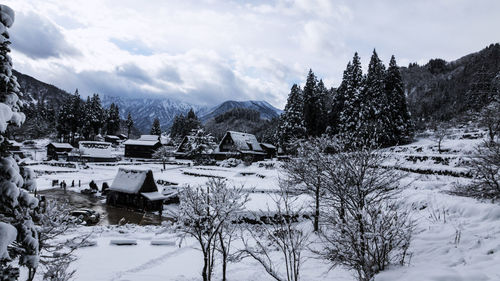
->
<box><xmin>2</xmin><ymin>0</ymin><xmax>500</xmax><ymax>109</ymax></box>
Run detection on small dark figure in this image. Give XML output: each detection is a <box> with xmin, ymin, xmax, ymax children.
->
<box><xmin>61</xmin><ymin>180</ymin><xmax>67</xmax><ymax>193</ymax></box>
<box><xmin>101</xmin><ymin>182</ymin><xmax>109</xmax><ymax>195</ymax></box>
<box><xmin>78</xmin><ymin>180</ymin><xmax>81</xmax><ymax>187</ymax></box>
<box><xmin>89</xmin><ymin>180</ymin><xmax>98</xmax><ymax>191</ymax></box>
<box><xmin>71</xmin><ymin>180</ymin><xmax>75</xmax><ymax>187</ymax></box>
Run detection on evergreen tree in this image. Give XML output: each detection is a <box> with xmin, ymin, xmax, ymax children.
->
<box><xmin>150</xmin><ymin>117</ymin><xmax>161</xmax><ymax>136</ymax></box>
<box><xmin>303</xmin><ymin>69</ymin><xmax>321</xmax><ymax>136</ymax></box>
<box><xmin>184</xmin><ymin>108</ymin><xmax>201</xmax><ymax>135</ymax></box>
<box><xmin>56</xmin><ymin>98</ymin><xmax>72</xmax><ymax>142</ymax></box>
<box><xmin>106</xmin><ymin>103</ymin><xmax>121</xmax><ymax>135</ymax></box>
<box><xmin>277</xmin><ymin>84</ymin><xmax>306</xmax><ymax>148</ymax></box>
<box><xmin>315</xmin><ymin>79</ymin><xmax>330</xmax><ymax>135</ymax></box>
<box><xmin>68</xmin><ymin>89</ymin><xmax>83</xmax><ymax>143</ymax></box>
<box><xmin>81</xmin><ymin>96</ymin><xmax>93</xmax><ymax>139</ymax></box>
<box><xmin>338</xmin><ymin>52</ymin><xmax>364</xmax><ymax>143</ymax></box>
<box><xmin>170</xmin><ymin>114</ymin><xmax>186</xmax><ymax>140</ymax></box>
<box><xmin>0</xmin><ymin>6</ymin><xmax>39</xmax><ymax>279</ymax></box>
<box><xmin>360</xmin><ymin>49</ymin><xmax>388</xmax><ymax>145</ymax></box>
<box><xmin>385</xmin><ymin>55</ymin><xmax>413</xmax><ymax>144</ymax></box>
<box><xmin>126</xmin><ymin>112</ymin><xmax>134</xmax><ymax>138</ymax></box>
<box><xmin>87</xmin><ymin>93</ymin><xmax>105</xmax><ymax>138</ymax></box>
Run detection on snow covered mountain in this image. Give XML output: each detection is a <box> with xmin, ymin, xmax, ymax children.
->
<box><xmin>199</xmin><ymin>100</ymin><xmax>283</xmax><ymax>123</ymax></box>
<box><xmin>101</xmin><ymin>96</ymin><xmax>211</xmax><ymax>133</ymax></box>
<box><xmin>102</xmin><ymin>96</ymin><xmax>283</xmax><ymax>133</ymax></box>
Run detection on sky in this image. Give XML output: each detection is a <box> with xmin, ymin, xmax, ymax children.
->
<box><xmin>3</xmin><ymin>0</ymin><xmax>500</xmax><ymax>108</ymax></box>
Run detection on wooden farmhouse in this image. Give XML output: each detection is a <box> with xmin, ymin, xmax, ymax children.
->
<box><xmin>123</xmin><ymin>135</ymin><xmax>162</xmax><ymax>158</ymax></box>
<box><xmin>259</xmin><ymin>143</ymin><xmax>277</xmax><ymax>158</ymax></box>
<box><xmin>106</xmin><ymin>168</ymin><xmax>167</xmax><ymax>212</ymax></box>
<box><xmin>214</xmin><ymin>131</ymin><xmax>266</xmax><ymax>161</ymax></box>
<box><xmin>46</xmin><ymin>143</ymin><xmax>74</xmax><ymax>160</ymax></box>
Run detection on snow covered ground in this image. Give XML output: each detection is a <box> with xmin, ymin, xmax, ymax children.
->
<box><xmin>22</xmin><ymin>129</ymin><xmax>500</xmax><ymax>280</ymax></box>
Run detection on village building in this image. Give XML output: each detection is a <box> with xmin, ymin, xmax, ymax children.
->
<box><xmin>124</xmin><ymin>135</ymin><xmax>162</xmax><ymax>159</ymax></box>
<box><xmin>118</xmin><ymin>133</ymin><xmax>128</xmax><ymax>140</ymax></box>
<box><xmin>214</xmin><ymin>131</ymin><xmax>266</xmax><ymax>161</ymax></box>
<box><xmin>46</xmin><ymin>142</ymin><xmax>74</xmax><ymax>161</ymax></box>
<box><xmin>78</xmin><ymin>141</ymin><xmax>116</xmax><ymax>162</ymax></box>
<box><xmin>104</xmin><ymin>135</ymin><xmax>120</xmax><ymax>145</ymax></box>
<box><xmin>259</xmin><ymin>143</ymin><xmax>277</xmax><ymax>159</ymax></box>
<box><xmin>106</xmin><ymin>168</ymin><xmax>167</xmax><ymax>212</ymax></box>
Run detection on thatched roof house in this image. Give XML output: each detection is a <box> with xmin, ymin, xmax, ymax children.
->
<box><xmin>215</xmin><ymin>131</ymin><xmax>266</xmax><ymax>161</ymax></box>
<box><xmin>106</xmin><ymin>168</ymin><xmax>167</xmax><ymax>212</ymax></box>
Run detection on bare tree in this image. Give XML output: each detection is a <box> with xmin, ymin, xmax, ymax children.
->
<box><xmin>432</xmin><ymin>125</ymin><xmax>449</xmax><ymax>154</ymax></box>
<box><xmin>37</xmin><ymin>200</ymin><xmax>93</xmax><ymax>281</ymax></box>
<box><xmin>281</xmin><ymin>137</ymin><xmax>335</xmax><ymax>232</ymax></box>
<box><xmin>455</xmin><ymin>141</ymin><xmax>500</xmax><ymax>199</ymax></box>
<box><xmin>317</xmin><ymin>147</ymin><xmax>413</xmax><ymax>281</ymax></box>
<box><xmin>176</xmin><ymin>179</ymin><xmax>247</xmax><ymax>281</ymax></box>
<box><xmin>153</xmin><ymin>146</ymin><xmax>174</xmax><ymax>170</ymax></box>
<box><xmin>241</xmin><ymin>183</ymin><xmax>310</xmax><ymax>281</ymax></box>
<box><xmin>479</xmin><ymin>99</ymin><xmax>500</xmax><ymax>143</ymax></box>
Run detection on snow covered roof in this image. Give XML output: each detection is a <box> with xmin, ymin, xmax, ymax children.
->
<box><xmin>109</xmin><ymin>168</ymin><xmax>158</xmax><ymax>194</ymax></box>
<box><xmin>260</xmin><ymin>143</ymin><xmax>276</xmax><ymax>149</ymax></box>
<box><xmin>221</xmin><ymin>131</ymin><xmax>263</xmax><ymax>152</ymax></box>
<box><xmin>105</xmin><ymin>135</ymin><xmax>120</xmax><ymax>140</ymax></box>
<box><xmin>139</xmin><ymin>135</ymin><xmax>160</xmax><ymax>141</ymax></box>
<box><xmin>123</xmin><ymin>139</ymin><xmax>161</xmax><ymax>146</ymax></box>
<box><xmin>48</xmin><ymin>143</ymin><xmax>74</xmax><ymax>149</ymax></box>
<box><xmin>141</xmin><ymin>192</ymin><xmax>169</xmax><ymax>201</ymax></box>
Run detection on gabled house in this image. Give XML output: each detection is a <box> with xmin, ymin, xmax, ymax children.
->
<box><xmin>215</xmin><ymin>131</ymin><xmax>266</xmax><ymax>161</ymax></box>
<box><xmin>106</xmin><ymin>168</ymin><xmax>167</xmax><ymax>212</ymax></box>
<box><xmin>123</xmin><ymin>135</ymin><xmax>162</xmax><ymax>159</ymax></box>
<box><xmin>46</xmin><ymin>143</ymin><xmax>74</xmax><ymax>161</ymax></box>
<box><xmin>104</xmin><ymin>135</ymin><xmax>120</xmax><ymax>145</ymax></box>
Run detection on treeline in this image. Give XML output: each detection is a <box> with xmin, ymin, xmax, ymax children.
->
<box><xmin>278</xmin><ymin>50</ymin><xmax>413</xmax><ymax>150</ymax></box>
<box><xmin>55</xmin><ymin>90</ymin><xmax>128</xmax><ymax>143</ymax></box>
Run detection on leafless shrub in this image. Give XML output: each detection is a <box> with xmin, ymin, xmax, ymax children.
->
<box><xmin>316</xmin><ymin>147</ymin><xmax>414</xmax><ymax>281</ymax></box>
<box><xmin>241</xmin><ymin>184</ymin><xmax>310</xmax><ymax>281</ymax></box>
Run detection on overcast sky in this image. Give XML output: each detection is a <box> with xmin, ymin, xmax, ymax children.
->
<box><xmin>4</xmin><ymin>0</ymin><xmax>500</xmax><ymax>108</ymax></box>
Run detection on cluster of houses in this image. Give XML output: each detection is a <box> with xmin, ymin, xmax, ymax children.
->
<box><xmin>47</xmin><ymin>131</ymin><xmax>277</xmax><ymax>163</ymax></box>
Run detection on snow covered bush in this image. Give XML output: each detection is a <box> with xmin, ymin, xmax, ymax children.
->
<box><xmin>0</xmin><ymin>5</ymin><xmax>40</xmax><ymax>279</ymax></box>
<box><xmin>219</xmin><ymin>158</ymin><xmax>242</xmax><ymax>168</ymax></box>
<box><xmin>317</xmin><ymin>147</ymin><xmax>413</xmax><ymax>281</ymax></box>
<box><xmin>176</xmin><ymin>179</ymin><xmax>248</xmax><ymax>281</ymax></box>
<box><xmin>455</xmin><ymin>141</ymin><xmax>500</xmax><ymax>199</ymax></box>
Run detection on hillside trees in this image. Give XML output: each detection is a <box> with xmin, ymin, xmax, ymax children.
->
<box><xmin>170</xmin><ymin>109</ymin><xmax>201</xmax><ymax>141</ymax></box>
<box><xmin>278</xmin><ymin>51</ymin><xmax>413</xmax><ymax>150</ymax></box>
<box><xmin>106</xmin><ymin>102</ymin><xmax>121</xmax><ymax>135</ymax></box>
<box><xmin>126</xmin><ymin>112</ymin><xmax>134</xmax><ymax>138</ymax></box>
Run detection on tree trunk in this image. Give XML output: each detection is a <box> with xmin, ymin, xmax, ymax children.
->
<box><xmin>314</xmin><ymin>185</ymin><xmax>320</xmax><ymax>232</ymax></box>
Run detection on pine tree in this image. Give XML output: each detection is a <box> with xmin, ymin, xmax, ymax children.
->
<box><xmin>106</xmin><ymin>103</ymin><xmax>121</xmax><ymax>135</ymax></box>
<box><xmin>360</xmin><ymin>49</ymin><xmax>388</xmax><ymax>145</ymax></box>
<box><xmin>126</xmin><ymin>112</ymin><xmax>134</xmax><ymax>138</ymax></box>
<box><xmin>303</xmin><ymin>69</ymin><xmax>320</xmax><ymax>136</ymax></box>
<box><xmin>87</xmin><ymin>93</ymin><xmax>105</xmax><ymax>138</ymax></box>
<box><xmin>338</xmin><ymin>52</ymin><xmax>364</xmax><ymax>143</ymax></box>
<box><xmin>56</xmin><ymin>99</ymin><xmax>72</xmax><ymax>142</ymax></box>
<box><xmin>68</xmin><ymin>89</ymin><xmax>83</xmax><ymax>143</ymax></box>
<box><xmin>385</xmin><ymin>55</ymin><xmax>413</xmax><ymax>144</ymax></box>
<box><xmin>277</xmin><ymin>84</ymin><xmax>306</xmax><ymax>148</ymax></box>
<box><xmin>0</xmin><ymin>6</ymin><xmax>39</xmax><ymax>279</ymax></box>
<box><xmin>170</xmin><ymin>114</ymin><xmax>187</xmax><ymax>140</ymax></box>
<box><xmin>81</xmin><ymin>96</ymin><xmax>93</xmax><ymax>139</ymax></box>
<box><xmin>150</xmin><ymin>117</ymin><xmax>161</xmax><ymax>136</ymax></box>
<box><xmin>184</xmin><ymin>108</ymin><xmax>201</xmax><ymax>135</ymax></box>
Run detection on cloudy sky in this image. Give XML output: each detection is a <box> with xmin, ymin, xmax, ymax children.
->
<box><xmin>4</xmin><ymin>0</ymin><xmax>500</xmax><ymax>108</ymax></box>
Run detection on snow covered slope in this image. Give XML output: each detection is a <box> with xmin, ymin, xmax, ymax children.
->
<box><xmin>200</xmin><ymin>100</ymin><xmax>282</xmax><ymax>123</ymax></box>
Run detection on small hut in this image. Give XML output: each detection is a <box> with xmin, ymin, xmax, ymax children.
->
<box><xmin>46</xmin><ymin>143</ymin><xmax>74</xmax><ymax>160</ymax></box>
<box><xmin>106</xmin><ymin>168</ymin><xmax>167</xmax><ymax>212</ymax></box>
<box><xmin>123</xmin><ymin>135</ymin><xmax>162</xmax><ymax>158</ymax></box>
<box><xmin>78</xmin><ymin>141</ymin><xmax>116</xmax><ymax>162</ymax></box>
<box><xmin>259</xmin><ymin>143</ymin><xmax>277</xmax><ymax>159</ymax></box>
